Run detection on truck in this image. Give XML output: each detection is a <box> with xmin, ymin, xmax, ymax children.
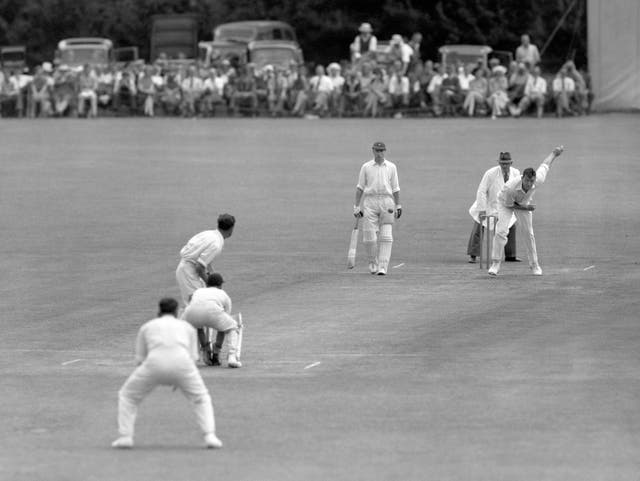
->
<box><xmin>55</xmin><ymin>37</ymin><xmax>139</xmax><ymax>71</ymax></box>
<box><xmin>0</xmin><ymin>45</ymin><xmax>27</xmax><ymax>71</ymax></box>
<box><xmin>150</xmin><ymin>14</ymin><xmax>199</xmax><ymax>64</ymax></box>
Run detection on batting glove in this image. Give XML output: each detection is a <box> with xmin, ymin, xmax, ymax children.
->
<box><xmin>395</xmin><ymin>205</ymin><xmax>402</xmax><ymax>219</ymax></box>
<box><xmin>353</xmin><ymin>205</ymin><xmax>363</xmax><ymax>217</ymax></box>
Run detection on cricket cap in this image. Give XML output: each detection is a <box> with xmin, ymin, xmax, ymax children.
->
<box><xmin>372</xmin><ymin>141</ymin><xmax>386</xmax><ymax>151</ymax></box>
<box><xmin>206</xmin><ymin>273</ymin><xmax>224</xmax><ymax>287</ymax></box>
<box><xmin>498</xmin><ymin>152</ymin><xmax>512</xmax><ymax>163</ymax></box>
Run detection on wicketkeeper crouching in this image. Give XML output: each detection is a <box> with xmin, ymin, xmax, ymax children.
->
<box><xmin>183</xmin><ymin>273</ymin><xmax>243</xmax><ymax>368</ymax></box>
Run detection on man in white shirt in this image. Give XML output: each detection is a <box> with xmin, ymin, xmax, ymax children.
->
<box><xmin>112</xmin><ymin>297</ymin><xmax>223</xmax><ymax>449</ymax></box>
<box><xmin>386</xmin><ymin>34</ymin><xmax>413</xmax><ymax>75</ymax></box>
<box><xmin>552</xmin><ymin>67</ymin><xmax>576</xmax><ymax>117</ymax></box>
<box><xmin>184</xmin><ymin>273</ymin><xmax>243</xmax><ymax>368</ymax></box>
<box><xmin>176</xmin><ymin>214</ymin><xmax>235</xmax><ymax>359</ymax></box>
<box><xmin>309</xmin><ymin>65</ymin><xmax>334</xmax><ymax>116</ymax></box>
<box><xmin>354</xmin><ymin>141</ymin><xmax>402</xmax><ymax>275</ymax></box>
<box><xmin>515</xmin><ymin>34</ymin><xmax>541</xmax><ymax>67</ymax></box>
<box><xmin>351</xmin><ymin>22</ymin><xmax>378</xmax><ymax>62</ymax></box>
<box><xmin>467</xmin><ymin>152</ymin><xmax>520</xmax><ymax>264</ymax></box>
<box><xmin>489</xmin><ymin>146</ymin><xmax>564</xmax><ymax>276</ymax></box>
<box><xmin>512</xmin><ymin>65</ymin><xmax>547</xmax><ymax>118</ymax></box>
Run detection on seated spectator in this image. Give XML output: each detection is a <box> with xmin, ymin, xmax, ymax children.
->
<box><xmin>28</xmin><ymin>66</ymin><xmax>52</xmax><ymax>118</ymax></box>
<box><xmin>326</xmin><ymin>62</ymin><xmax>344</xmax><ymax>116</ymax></box>
<box><xmin>426</xmin><ymin>62</ymin><xmax>444</xmax><ymax>115</ymax></box>
<box><xmin>416</xmin><ymin>60</ymin><xmax>435</xmax><ymax>110</ymax></box>
<box><xmin>308</xmin><ymin>65</ymin><xmax>333</xmax><ymax>117</ymax></box>
<box><xmin>265</xmin><ymin>65</ymin><xmax>288</xmax><ymax>117</ymax></box>
<box><xmin>77</xmin><ymin>64</ymin><xmax>98</xmax><ymax>118</ymax></box>
<box><xmin>462</xmin><ymin>67</ymin><xmax>489</xmax><ymax>117</ymax></box>
<box><xmin>201</xmin><ymin>68</ymin><xmax>226</xmax><ymax>116</ymax></box>
<box><xmin>350</xmin><ymin>22</ymin><xmax>378</xmax><ymax>63</ymax></box>
<box><xmin>507</xmin><ymin>62</ymin><xmax>530</xmax><ymax>111</ymax></box>
<box><xmin>230</xmin><ymin>65</ymin><xmax>258</xmax><ymax>116</ymax></box>
<box><xmin>387</xmin><ymin>60</ymin><xmax>410</xmax><ymax>117</ymax></box>
<box><xmin>552</xmin><ymin>66</ymin><xmax>575</xmax><ymax>117</ymax></box>
<box><xmin>339</xmin><ymin>69</ymin><xmax>362</xmax><ymax>117</ymax></box>
<box><xmin>407</xmin><ymin>33</ymin><xmax>423</xmax><ymax>71</ymax></box>
<box><xmin>386</xmin><ymin>34</ymin><xmax>413</xmax><ymax>75</ymax></box>
<box><xmin>52</xmin><ymin>66</ymin><xmax>77</xmax><ymax>117</ymax></box>
<box><xmin>440</xmin><ymin>64</ymin><xmax>462</xmax><ymax>116</ymax></box>
<box><xmin>515</xmin><ymin>34</ymin><xmax>541</xmax><ymax>67</ymax></box>
<box><xmin>363</xmin><ymin>67</ymin><xmax>387</xmax><ymax>117</ymax></box>
<box><xmin>180</xmin><ymin>65</ymin><xmax>204</xmax><ymax>117</ymax></box>
<box><xmin>487</xmin><ymin>65</ymin><xmax>509</xmax><ymax>119</ymax></box>
<box><xmin>113</xmin><ymin>69</ymin><xmax>137</xmax><ymax>114</ymax></box>
<box><xmin>406</xmin><ymin>66</ymin><xmax>424</xmax><ymax>112</ymax></box>
<box><xmin>563</xmin><ymin>60</ymin><xmax>589</xmax><ymax>115</ymax></box>
<box><xmin>457</xmin><ymin>64</ymin><xmax>475</xmax><ymax>97</ymax></box>
<box><xmin>0</xmin><ymin>69</ymin><xmax>23</xmax><ymax>117</ymax></box>
<box><xmin>512</xmin><ymin>65</ymin><xmax>547</xmax><ymax>118</ymax></box>
<box><xmin>288</xmin><ymin>64</ymin><xmax>310</xmax><ymax>117</ymax></box>
<box><xmin>255</xmin><ymin>65</ymin><xmax>270</xmax><ymax>112</ymax></box>
<box><xmin>96</xmin><ymin>66</ymin><xmax>115</xmax><ymax>110</ymax></box>
<box><xmin>137</xmin><ymin>65</ymin><xmax>157</xmax><ymax>117</ymax></box>
<box><xmin>160</xmin><ymin>73</ymin><xmax>182</xmax><ymax>115</ymax></box>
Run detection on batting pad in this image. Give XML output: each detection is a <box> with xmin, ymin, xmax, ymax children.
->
<box><xmin>377</xmin><ymin>224</ymin><xmax>393</xmax><ymax>270</ymax></box>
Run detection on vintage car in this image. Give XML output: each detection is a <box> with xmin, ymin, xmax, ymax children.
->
<box><xmin>198</xmin><ymin>40</ymin><xmax>248</xmax><ymax>68</ymax></box>
<box><xmin>438</xmin><ymin>44</ymin><xmax>513</xmax><ymax>70</ymax></box>
<box><xmin>247</xmin><ymin>40</ymin><xmax>304</xmax><ymax>71</ymax></box>
<box><xmin>55</xmin><ymin>38</ymin><xmax>139</xmax><ymax>71</ymax></box>
<box><xmin>0</xmin><ymin>45</ymin><xmax>27</xmax><ymax>71</ymax></box>
<box><xmin>213</xmin><ymin>20</ymin><xmax>298</xmax><ymax>44</ymax></box>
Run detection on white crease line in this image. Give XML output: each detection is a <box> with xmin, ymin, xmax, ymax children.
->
<box><xmin>393</xmin><ymin>263</ymin><xmax>405</xmax><ymax>268</ymax></box>
<box><xmin>61</xmin><ymin>359</ymin><xmax>84</xmax><ymax>366</ymax></box>
<box><xmin>303</xmin><ymin>361</ymin><xmax>321</xmax><ymax>370</ymax></box>
<box><xmin>583</xmin><ymin>265</ymin><xmax>595</xmax><ymax>271</ymax></box>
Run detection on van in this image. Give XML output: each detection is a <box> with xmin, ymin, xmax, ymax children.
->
<box><xmin>55</xmin><ymin>38</ymin><xmax>138</xmax><ymax>71</ymax></box>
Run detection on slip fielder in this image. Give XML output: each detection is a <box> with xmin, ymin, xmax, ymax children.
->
<box><xmin>353</xmin><ymin>141</ymin><xmax>402</xmax><ymax>275</ymax></box>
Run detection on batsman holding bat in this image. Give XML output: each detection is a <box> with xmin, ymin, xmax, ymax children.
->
<box><xmin>488</xmin><ymin>145</ymin><xmax>564</xmax><ymax>276</ymax></box>
<box><xmin>353</xmin><ymin>141</ymin><xmax>402</xmax><ymax>275</ymax></box>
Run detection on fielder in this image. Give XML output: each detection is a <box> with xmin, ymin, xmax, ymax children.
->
<box><xmin>488</xmin><ymin>145</ymin><xmax>564</xmax><ymax>276</ymax></box>
<box><xmin>183</xmin><ymin>273</ymin><xmax>243</xmax><ymax>368</ymax></box>
<box><xmin>354</xmin><ymin>141</ymin><xmax>402</xmax><ymax>275</ymax></box>
<box><xmin>112</xmin><ymin>297</ymin><xmax>223</xmax><ymax>449</ymax></box>
<box><xmin>467</xmin><ymin>152</ymin><xmax>520</xmax><ymax>263</ymax></box>
<box><xmin>176</xmin><ymin>214</ymin><xmax>235</xmax><ymax>363</ymax></box>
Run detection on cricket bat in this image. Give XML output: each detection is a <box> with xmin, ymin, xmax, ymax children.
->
<box><xmin>347</xmin><ymin>217</ymin><xmax>360</xmax><ymax>269</ymax></box>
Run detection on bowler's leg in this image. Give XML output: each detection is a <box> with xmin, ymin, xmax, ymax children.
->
<box><xmin>515</xmin><ymin>210</ymin><xmax>540</xmax><ymax>273</ymax></box>
<box><xmin>504</xmin><ymin>223</ymin><xmax>518</xmax><ymax>259</ymax></box>
<box><xmin>489</xmin><ymin>207</ymin><xmax>511</xmax><ymax>275</ymax></box>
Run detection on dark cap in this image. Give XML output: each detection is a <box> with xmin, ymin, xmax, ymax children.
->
<box><xmin>206</xmin><ymin>273</ymin><xmax>224</xmax><ymax>287</ymax></box>
<box><xmin>498</xmin><ymin>152</ymin><xmax>512</xmax><ymax>163</ymax></box>
<box><xmin>372</xmin><ymin>141</ymin><xmax>386</xmax><ymax>151</ymax></box>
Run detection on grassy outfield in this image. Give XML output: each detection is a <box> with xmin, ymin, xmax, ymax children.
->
<box><xmin>0</xmin><ymin>115</ymin><xmax>639</xmax><ymax>481</ymax></box>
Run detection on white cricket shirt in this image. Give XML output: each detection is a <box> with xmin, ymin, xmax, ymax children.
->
<box><xmin>179</xmin><ymin>229</ymin><xmax>224</xmax><ymax>269</ymax></box>
<box><xmin>357</xmin><ymin>159</ymin><xmax>400</xmax><ymax>197</ymax></box>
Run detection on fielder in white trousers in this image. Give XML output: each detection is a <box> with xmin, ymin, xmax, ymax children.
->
<box><xmin>112</xmin><ymin>298</ymin><xmax>222</xmax><ymax>449</ymax></box>
<box><xmin>489</xmin><ymin>146</ymin><xmax>564</xmax><ymax>276</ymax></box>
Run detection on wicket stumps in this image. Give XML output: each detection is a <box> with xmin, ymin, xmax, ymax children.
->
<box><xmin>478</xmin><ymin>215</ymin><xmax>497</xmax><ymax>270</ymax></box>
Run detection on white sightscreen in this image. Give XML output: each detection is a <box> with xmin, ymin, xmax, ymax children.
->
<box><xmin>588</xmin><ymin>0</ymin><xmax>640</xmax><ymax>111</ymax></box>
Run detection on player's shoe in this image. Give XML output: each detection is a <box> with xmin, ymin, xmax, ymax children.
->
<box><xmin>227</xmin><ymin>354</ymin><xmax>242</xmax><ymax>368</ymax></box>
<box><xmin>204</xmin><ymin>433</ymin><xmax>223</xmax><ymax>449</ymax></box>
<box><xmin>488</xmin><ymin>262</ymin><xmax>500</xmax><ymax>276</ymax></box>
<box><xmin>111</xmin><ymin>436</ymin><xmax>134</xmax><ymax>449</ymax></box>
<box><xmin>209</xmin><ymin>350</ymin><xmax>221</xmax><ymax>366</ymax></box>
<box><xmin>377</xmin><ymin>267</ymin><xmax>387</xmax><ymax>275</ymax></box>
<box><xmin>201</xmin><ymin>345</ymin><xmax>215</xmax><ymax>366</ymax></box>
<box><xmin>531</xmin><ymin>264</ymin><xmax>543</xmax><ymax>276</ymax></box>
<box><xmin>368</xmin><ymin>262</ymin><xmax>378</xmax><ymax>274</ymax></box>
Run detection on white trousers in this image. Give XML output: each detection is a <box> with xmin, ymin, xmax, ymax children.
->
<box><xmin>492</xmin><ymin>205</ymin><xmax>538</xmax><ymax>266</ymax></box>
<box><xmin>117</xmin><ymin>348</ymin><xmax>215</xmax><ymax>438</ymax></box>
<box><xmin>175</xmin><ymin>260</ymin><xmax>204</xmax><ymax>305</ymax></box>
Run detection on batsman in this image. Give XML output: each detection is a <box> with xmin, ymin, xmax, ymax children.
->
<box><xmin>353</xmin><ymin>141</ymin><xmax>402</xmax><ymax>275</ymax></box>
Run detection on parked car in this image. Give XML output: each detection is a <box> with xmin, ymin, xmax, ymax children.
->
<box><xmin>150</xmin><ymin>14</ymin><xmax>198</xmax><ymax>64</ymax></box>
<box><xmin>0</xmin><ymin>45</ymin><xmax>27</xmax><ymax>71</ymax></box>
<box><xmin>248</xmin><ymin>40</ymin><xmax>304</xmax><ymax>71</ymax></box>
<box><xmin>198</xmin><ymin>40</ymin><xmax>248</xmax><ymax>68</ymax></box>
<box><xmin>439</xmin><ymin>44</ymin><xmax>493</xmax><ymax>71</ymax></box>
<box><xmin>55</xmin><ymin>38</ymin><xmax>138</xmax><ymax>71</ymax></box>
<box><xmin>213</xmin><ymin>20</ymin><xmax>298</xmax><ymax>44</ymax></box>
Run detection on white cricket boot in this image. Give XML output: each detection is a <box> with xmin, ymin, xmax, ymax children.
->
<box><xmin>488</xmin><ymin>261</ymin><xmax>500</xmax><ymax>276</ymax></box>
<box><xmin>368</xmin><ymin>261</ymin><xmax>378</xmax><ymax>274</ymax></box>
<box><xmin>227</xmin><ymin>353</ymin><xmax>242</xmax><ymax>368</ymax></box>
<box><xmin>531</xmin><ymin>264</ymin><xmax>543</xmax><ymax>276</ymax></box>
<box><xmin>204</xmin><ymin>433</ymin><xmax>223</xmax><ymax>449</ymax></box>
<box><xmin>111</xmin><ymin>436</ymin><xmax>134</xmax><ymax>449</ymax></box>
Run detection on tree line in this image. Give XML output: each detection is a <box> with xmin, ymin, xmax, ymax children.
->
<box><xmin>0</xmin><ymin>0</ymin><xmax>587</xmax><ymax>70</ymax></box>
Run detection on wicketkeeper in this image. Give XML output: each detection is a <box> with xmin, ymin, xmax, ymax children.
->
<box><xmin>183</xmin><ymin>273</ymin><xmax>243</xmax><ymax>368</ymax></box>
<box><xmin>353</xmin><ymin>141</ymin><xmax>402</xmax><ymax>275</ymax></box>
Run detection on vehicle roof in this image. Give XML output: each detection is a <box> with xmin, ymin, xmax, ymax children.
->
<box><xmin>216</xmin><ymin>20</ymin><xmax>295</xmax><ymax>29</ymax></box>
<box><xmin>438</xmin><ymin>44</ymin><xmax>492</xmax><ymax>54</ymax></box>
<box><xmin>0</xmin><ymin>45</ymin><xmax>26</xmax><ymax>52</ymax></box>
<box><xmin>248</xmin><ymin>40</ymin><xmax>299</xmax><ymax>49</ymax></box>
<box><xmin>58</xmin><ymin>38</ymin><xmax>113</xmax><ymax>48</ymax></box>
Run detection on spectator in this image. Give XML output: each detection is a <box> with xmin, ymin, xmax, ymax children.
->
<box><xmin>487</xmin><ymin>65</ymin><xmax>509</xmax><ymax>119</ymax></box>
<box><xmin>96</xmin><ymin>66</ymin><xmax>115</xmax><ymax>110</ymax></box>
<box><xmin>507</xmin><ymin>62</ymin><xmax>530</xmax><ymax>112</ymax></box>
<box><xmin>457</xmin><ymin>64</ymin><xmax>475</xmax><ymax>98</ymax></box>
<box><xmin>289</xmin><ymin>64</ymin><xmax>310</xmax><ymax>117</ymax></box>
<box><xmin>463</xmin><ymin>67</ymin><xmax>489</xmax><ymax>117</ymax></box>
<box><xmin>160</xmin><ymin>73</ymin><xmax>182</xmax><ymax>115</ymax></box>
<box><xmin>426</xmin><ymin>62</ymin><xmax>444</xmax><ymax>116</ymax></box>
<box><xmin>351</xmin><ymin>22</ymin><xmax>378</xmax><ymax>63</ymax></box>
<box><xmin>387</xmin><ymin>60</ymin><xmax>410</xmax><ymax>117</ymax></box>
<box><xmin>308</xmin><ymin>64</ymin><xmax>333</xmax><ymax>117</ymax></box>
<box><xmin>339</xmin><ymin>69</ymin><xmax>362</xmax><ymax>117</ymax></box>
<box><xmin>180</xmin><ymin>65</ymin><xmax>204</xmax><ymax>117</ymax></box>
<box><xmin>137</xmin><ymin>65</ymin><xmax>157</xmax><ymax>117</ymax></box>
<box><xmin>407</xmin><ymin>33</ymin><xmax>423</xmax><ymax>70</ymax></box>
<box><xmin>515</xmin><ymin>34</ymin><xmax>541</xmax><ymax>67</ymax></box>
<box><xmin>563</xmin><ymin>60</ymin><xmax>589</xmax><ymax>115</ymax></box>
<box><xmin>77</xmin><ymin>64</ymin><xmax>98</xmax><ymax>118</ymax></box>
<box><xmin>265</xmin><ymin>65</ymin><xmax>288</xmax><ymax>117</ymax></box>
<box><xmin>363</xmin><ymin>67</ymin><xmax>387</xmax><ymax>117</ymax></box>
<box><xmin>201</xmin><ymin>68</ymin><xmax>226</xmax><ymax>117</ymax></box>
<box><xmin>113</xmin><ymin>69</ymin><xmax>137</xmax><ymax>114</ymax></box>
<box><xmin>28</xmin><ymin>66</ymin><xmax>52</xmax><ymax>118</ymax></box>
<box><xmin>552</xmin><ymin>66</ymin><xmax>575</xmax><ymax>117</ymax></box>
<box><xmin>386</xmin><ymin>34</ymin><xmax>413</xmax><ymax>75</ymax></box>
<box><xmin>326</xmin><ymin>62</ymin><xmax>344</xmax><ymax>116</ymax></box>
<box><xmin>230</xmin><ymin>64</ymin><xmax>258</xmax><ymax>116</ymax></box>
<box><xmin>52</xmin><ymin>66</ymin><xmax>77</xmax><ymax>117</ymax></box>
<box><xmin>512</xmin><ymin>65</ymin><xmax>547</xmax><ymax>118</ymax></box>
<box><xmin>440</xmin><ymin>64</ymin><xmax>462</xmax><ymax>116</ymax></box>
<box><xmin>0</xmin><ymin>69</ymin><xmax>23</xmax><ymax>117</ymax></box>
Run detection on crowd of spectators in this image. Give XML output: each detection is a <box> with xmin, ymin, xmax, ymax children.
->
<box><xmin>0</xmin><ymin>28</ymin><xmax>590</xmax><ymax>120</ymax></box>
